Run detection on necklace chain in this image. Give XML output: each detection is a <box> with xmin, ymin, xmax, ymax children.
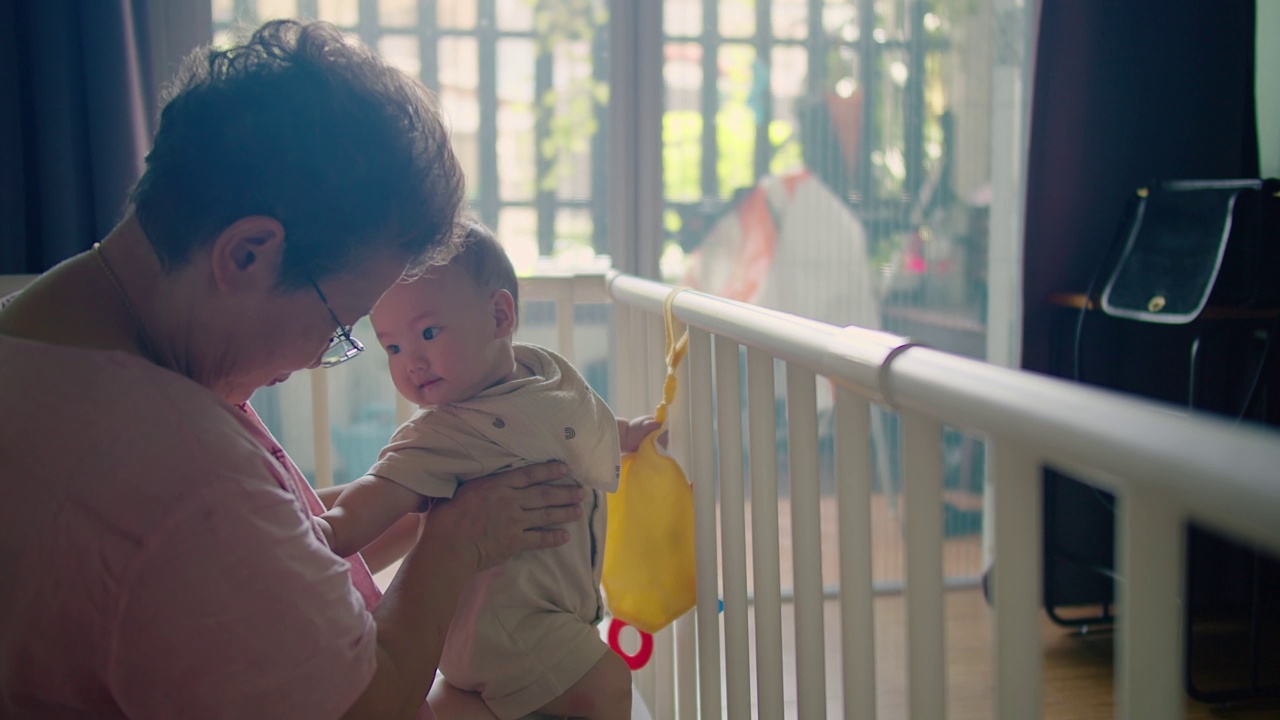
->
<box><xmin>92</xmin><ymin>243</ymin><xmax>159</xmax><ymax>362</ymax></box>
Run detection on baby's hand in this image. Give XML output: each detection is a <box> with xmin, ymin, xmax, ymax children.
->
<box><xmin>617</xmin><ymin>415</ymin><xmax>661</xmax><ymax>454</ymax></box>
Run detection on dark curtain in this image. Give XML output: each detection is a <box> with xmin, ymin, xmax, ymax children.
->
<box><xmin>1021</xmin><ymin>0</ymin><xmax>1259</xmax><ymax>374</ymax></box>
<box><xmin>0</xmin><ymin>0</ymin><xmax>155</xmax><ymax>274</ymax></box>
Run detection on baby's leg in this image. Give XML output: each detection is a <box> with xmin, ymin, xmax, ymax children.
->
<box><xmin>534</xmin><ymin>648</ymin><xmax>631</xmax><ymax>720</ymax></box>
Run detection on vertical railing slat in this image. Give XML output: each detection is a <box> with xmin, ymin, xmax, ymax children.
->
<box><xmin>614</xmin><ymin>302</ymin><xmax>658</xmax><ymax>715</ymax></box>
<box><xmin>900</xmin><ymin>410</ymin><xmax>946</xmax><ymax>720</ymax></box>
<box><xmin>676</xmin><ymin>613</ymin><xmax>697</xmax><ymax>719</ymax></box>
<box><xmin>785</xmin><ymin>364</ymin><xmax>827</xmax><ymax>719</ymax></box>
<box><xmin>612</xmin><ymin>301</ymin><xmax>636</xmax><ymax>417</ymax></box>
<box><xmin>309</xmin><ymin>369</ymin><xmax>333</xmax><ymax>489</ymax></box>
<box><xmin>675</xmin><ymin>339</ymin><xmax>698</xmax><ymax>720</ymax></box>
<box><xmin>991</xmin><ymin>439</ymin><xmax>1042</xmax><ymax>719</ymax></box>
<box><xmin>646</xmin><ymin>311</ymin><xmax>667</xmax><ymax>407</ymax></box>
<box><xmin>554</xmin><ymin>284</ymin><xmax>575</xmax><ymax>365</ymax></box>
<box><xmin>747</xmin><ymin>349</ymin><xmax>785</xmax><ymax>719</ymax></box>
<box><xmin>653</xmin><ymin>624</ymin><xmax>675</xmax><ymax>719</ymax></box>
<box><xmin>647</xmin><ymin>306</ymin><xmax>673</xmax><ymax>719</ymax></box>
<box><xmin>1117</xmin><ymin>487</ymin><xmax>1185</xmax><ymax>720</ymax></box>
<box><xmin>687</xmin><ymin>328</ymin><xmax>723</xmax><ymax>720</ymax></box>
<box><xmin>834</xmin><ymin>386</ymin><xmax>876</xmax><ymax>720</ymax></box>
<box><xmin>714</xmin><ymin>336</ymin><xmax>751</xmax><ymax>719</ymax></box>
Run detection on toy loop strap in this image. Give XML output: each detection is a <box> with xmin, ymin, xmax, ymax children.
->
<box><xmin>654</xmin><ymin>287</ymin><xmax>690</xmax><ymax>425</ymax></box>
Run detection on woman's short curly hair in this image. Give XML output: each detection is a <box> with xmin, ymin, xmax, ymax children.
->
<box><xmin>130</xmin><ymin>20</ymin><xmax>465</xmax><ymax>288</ymax></box>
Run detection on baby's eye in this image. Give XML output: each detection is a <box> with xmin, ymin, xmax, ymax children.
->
<box><xmin>422</xmin><ymin>327</ymin><xmax>440</xmax><ymax>341</ymax></box>
<box><xmin>385</xmin><ymin>344</ymin><xmax>400</xmax><ymax>355</ymax></box>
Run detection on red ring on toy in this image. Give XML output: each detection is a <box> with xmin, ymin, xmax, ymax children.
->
<box><xmin>607</xmin><ymin>619</ymin><xmax>654</xmax><ymax>670</ymax></box>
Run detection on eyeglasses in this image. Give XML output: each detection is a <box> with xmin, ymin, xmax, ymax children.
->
<box><xmin>307</xmin><ymin>277</ymin><xmax>364</xmax><ymax>368</ymax></box>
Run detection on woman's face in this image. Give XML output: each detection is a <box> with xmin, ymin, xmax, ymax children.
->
<box><xmin>217</xmin><ymin>253</ymin><xmax>409</xmax><ymax>405</ymax></box>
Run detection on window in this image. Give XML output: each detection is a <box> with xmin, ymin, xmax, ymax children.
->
<box><xmin>660</xmin><ymin>0</ymin><xmax>1005</xmax><ymax>362</ymax></box>
<box><xmin>655</xmin><ymin>0</ymin><xmax>1032</xmax><ymax>586</ymax></box>
<box><xmin>213</xmin><ymin>0</ymin><xmax>611</xmax><ymax>274</ymax></box>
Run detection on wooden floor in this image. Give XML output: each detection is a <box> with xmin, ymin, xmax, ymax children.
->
<box><xmin>821</xmin><ymin>589</ymin><xmax>1280</xmax><ymax>720</ymax></box>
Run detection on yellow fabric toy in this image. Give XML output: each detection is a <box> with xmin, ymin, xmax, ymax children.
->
<box><xmin>602</xmin><ymin>289</ymin><xmax>696</xmax><ymax>634</ymax></box>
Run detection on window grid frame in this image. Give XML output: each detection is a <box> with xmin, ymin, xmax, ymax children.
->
<box><xmin>216</xmin><ymin>0</ymin><xmax>947</xmax><ymax>263</ymax></box>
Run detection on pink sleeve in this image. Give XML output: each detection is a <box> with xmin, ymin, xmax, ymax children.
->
<box><xmin>108</xmin><ymin>480</ymin><xmax>378</xmax><ymax>720</ymax></box>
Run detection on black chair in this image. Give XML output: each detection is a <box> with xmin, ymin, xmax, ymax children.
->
<box><xmin>1046</xmin><ymin>178</ymin><xmax>1280</xmax><ymax>702</ymax></box>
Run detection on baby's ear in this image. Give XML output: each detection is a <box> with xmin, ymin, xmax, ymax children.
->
<box><xmin>492</xmin><ymin>289</ymin><xmax>517</xmax><ymax>338</ymax></box>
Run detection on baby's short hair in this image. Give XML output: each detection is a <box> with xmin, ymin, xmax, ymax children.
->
<box><xmin>446</xmin><ymin>217</ymin><xmax>520</xmax><ymax>327</ymax></box>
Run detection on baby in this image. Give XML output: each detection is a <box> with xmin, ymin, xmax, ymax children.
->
<box><xmin>317</xmin><ymin>219</ymin><xmax>654</xmax><ymax>720</ymax></box>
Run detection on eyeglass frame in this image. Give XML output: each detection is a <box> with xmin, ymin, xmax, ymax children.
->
<box><xmin>307</xmin><ymin>276</ymin><xmax>364</xmax><ymax>368</ymax></box>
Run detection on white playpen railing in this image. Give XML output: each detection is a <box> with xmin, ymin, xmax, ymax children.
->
<box><xmin>599</xmin><ymin>271</ymin><xmax>1280</xmax><ymax>720</ymax></box>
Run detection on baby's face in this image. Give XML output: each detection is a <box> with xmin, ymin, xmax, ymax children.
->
<box><xmin>370</xmin><ymin>263</ymin><xmax>510</xmax><ymax>407</ymax></box>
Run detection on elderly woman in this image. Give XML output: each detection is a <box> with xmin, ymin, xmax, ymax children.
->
<box><xmin>0</xmin><ymin>20</ymin><xmax>584</xmax><ymax>720</ymax></box>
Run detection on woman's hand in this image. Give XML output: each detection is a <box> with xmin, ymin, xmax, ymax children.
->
<box><xmin>420</xmin><ymin>461</ymin><xmax>584</xmax><ymax>573</ymax></box>
<box><xmin>352</xmin><ymin>462</ymin><xmax>581</xmax><ymax>720</ymax></box>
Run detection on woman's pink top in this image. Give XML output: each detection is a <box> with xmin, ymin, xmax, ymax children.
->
<box><xmin>0</xmin><ymin>333</ymin><xmax>430</xmax><ymax>718</ymax></box>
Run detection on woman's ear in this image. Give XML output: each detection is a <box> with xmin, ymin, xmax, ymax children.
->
<box><xmin>492</xmin><ymin>289</ymin><xmax>517</xmax><ymax>338</ymax></box>
<box><xmin>209</xmin><ymin>216</ymin><xmax>286</xmax><ymax>293</ymax></box>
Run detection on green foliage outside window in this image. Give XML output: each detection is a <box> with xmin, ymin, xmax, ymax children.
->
<box><xmin>663</xmin><ymin>110</ymin><xmax>799</xmax><ymax>202</ymax></box>
<box><xmin>529</xmin><ymin>0</ymin><xmax>609</xmax><ymax>192</ymax></box>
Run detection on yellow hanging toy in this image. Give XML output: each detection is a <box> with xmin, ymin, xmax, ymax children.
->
<box><xmin>602</xmin><ymin>289</ymin><xmax>696</xmax><ymax>635</ymax></box>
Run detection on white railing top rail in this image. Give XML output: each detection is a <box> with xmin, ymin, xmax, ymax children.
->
<box><xmin>607</xmin><ymin>271</ymin><xmax>1280</xmax><ymax>556</ymax></box>
<box><xmin>518</xmin><ymin>266</ymin><xmax>612</xmax><ymax>305</ymax></box>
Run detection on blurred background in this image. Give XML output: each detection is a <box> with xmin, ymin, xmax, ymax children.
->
<box><xmin>214</xmin><ymin>0</ymin><xmax>1016</xmax><ymax>586</ymax></box>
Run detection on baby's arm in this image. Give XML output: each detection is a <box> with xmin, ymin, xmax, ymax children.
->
<box><xmin>617</xmin><ymin>415</ymin><xmax>660</xmax><ymax>454</ymax></box>
<box><xmin>317</xmin><ymin>475</ymin><xmax>425</xmax><ymax>558</ymax></box>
